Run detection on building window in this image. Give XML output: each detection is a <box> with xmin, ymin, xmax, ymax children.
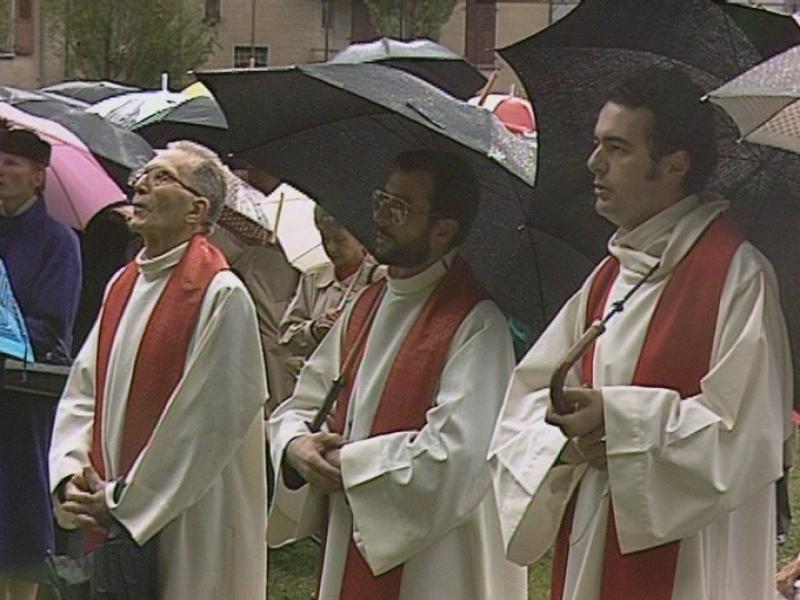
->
<box><xmin>205</xmin><ymin>0</ymin><xmax>221</xmax><ymax>23</ymax></box>
<box><xmin>234</xmin><ymin>45</ymin><xmax>269</xmax><ymax>68</ymax></box>
<box><xmin>465</xmin><ymin>0</ymin><xmax>496</xmax><ymax>67</ymax></box>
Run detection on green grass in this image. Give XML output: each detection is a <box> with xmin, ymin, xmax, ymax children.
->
<box><xmin>268</xmin><ymin>461</ymin><xmax>800</xmax><ymax>598</ymax></box>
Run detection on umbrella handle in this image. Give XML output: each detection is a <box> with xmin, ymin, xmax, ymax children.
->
<box><xmin>549</xmin><ymin>320</ymin><xmax>605</xmax><ymax>415</ymax></box>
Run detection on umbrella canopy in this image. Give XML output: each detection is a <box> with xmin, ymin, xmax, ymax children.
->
<box><xmin>0</xmin><ymin>85</ymin><xmax>153</xmax><ymax>184</ymax></box>
<box><xmin>41</xmin><ymin>80</ymin><xmax>140</xmax><ymax>104</ymax></box>
<box><xmin>0</xmin><ymin>103</ymin><xmax>125</xmax><ymax>230</ymax></box>
<box><xmin>198</xmin><ymin>63</ymin><xmax>592</xmax><ymax>330</ymax></box>
<box><xmin>89</xmin><ymin>89</ymin><xmax>229</xmax><ymax>151</ymax></box>
<box><xmin>707</xmin><ymin>44</ymin><xmax>800</xmax><ymax>155</ymax></box>
<box><xmin>330</xmin><ymin>37</ymin><xmax>487</xmax><ymax>100</ymax></box>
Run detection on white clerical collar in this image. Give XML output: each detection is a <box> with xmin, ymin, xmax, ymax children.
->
<box><xmin>387</xmin><ymin>248</ymin><xmax>458</xmax><ymax>295</ymax></box>
<box><xmin>611</xmin><ymin>194</ymin><xmax>700</xmax><ymax>256</ymax></box>
<box><xmin>609</xmin><ymin>194</ymin><xmax>729</xmax><ymax>279</ymax></box>
<box><xmin>0</xmin><ymin>195</ymin><xmax>38</xmax><ymax>217</ymax></box>
<box><xmin>135</xmin><ymin>241</ymin><xmax>190</xmax><ymax>280</ymax></box>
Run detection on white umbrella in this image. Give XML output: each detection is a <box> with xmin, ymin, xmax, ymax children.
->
<box><xmin>223</xmin><ymin>178</ymin><xmax>327</xmax><ymax>272</ymax></box>
<box><xmin>707</xmin><ymin>44</ymin><xmax>800</xmax><ymax>154</ymax></box>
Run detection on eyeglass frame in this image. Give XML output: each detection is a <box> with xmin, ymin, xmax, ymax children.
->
<box><xmin>128</xmin><ymin>165</ymin><xmax>206</xmax><ymax>199</ymax></box>
<box><xmin>371</xmin><ymin>188</ymin><xmax>440</xmax><ymax>226</ymax></box>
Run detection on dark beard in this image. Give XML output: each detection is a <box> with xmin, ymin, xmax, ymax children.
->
<box><xmin>374</xmin><ymin>227</ymin><xmax>431</xmax><ymax>267</ymax></box>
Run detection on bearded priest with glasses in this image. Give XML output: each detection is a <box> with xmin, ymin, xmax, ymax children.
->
<box><xmin>49</xmin><ymin>141</ymin><xmax>269</xmax><ymax>599</ymax></box>
<box><xmin>268</xmin><ymin>150</ymin><xmax>527</xmax><ymax>600</ymax></box>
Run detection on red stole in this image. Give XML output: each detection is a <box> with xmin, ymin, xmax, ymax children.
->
<box><xmin>328</xmin><ymin>257</ymin><xmax>488</xmax><ymax>600</ymax></box>
<box><xmin>90</xmin><ymin>234</ymin><xmax>228</xmax><ymax>480</ymax></box>
<box><xmin>551</xmin><ymin>214</ymin><xmax>744</xmax><ymax>600</ymax></box>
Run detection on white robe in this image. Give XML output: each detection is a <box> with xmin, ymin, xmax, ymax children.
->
<box><xmin>489</xmin><ymin>196</ymin><xmax>793</xmax><ymax>600</ymax></box>
<box><xmin>50</xmin><ymin>242</ymin><xmax>269</xmax><ymax>600</ymax></box>
<box><xmin>268</xmin><ymin>253</ymin><xmax>528</xmax><ymax>600</ymax></box>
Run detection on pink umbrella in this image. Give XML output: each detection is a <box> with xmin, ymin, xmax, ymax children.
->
<box><xmin>0</xmin><ymin>102</ymin><xmax>125</xmax><ymax>230</ymax></box>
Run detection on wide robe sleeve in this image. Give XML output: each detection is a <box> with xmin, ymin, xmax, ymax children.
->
<box><xmin>266</xmin><ymin>313</ymin><xmax>344</xmax><ymax>546</ymax></box>
<box><xmin>603</xmin><ymin>245</ymin><xmax>792</xmax><ymax>553</ymax></box>
<box><xmin>338</xmin><ymin>301</ymin><xmax>515</xmax><ymax>575</ymax></box>
<box><xmin>106</xmin><ymin>279</ymin><xmax>268</xmax><ymax>545</ymax></box>
<box><xmin>488</xmin><ymin>289</ymin><xmax>588</xmax><ymax>565</ymax></box>
<box><xmin>49</xmin><ymin>319</ymin><xmax>101</xmax><ymax>528</ymax></box>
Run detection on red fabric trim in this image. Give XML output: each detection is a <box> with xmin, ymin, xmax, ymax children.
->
<box><xmin>330</xmin><ymin>258</ymin><xmax>488</xmax><ymax>600</ymax></box>
<box><xmin>552</xmin><ymin>215</ymin><xmax>744</xmax><ymax>599</ymax></box>
<box><xmin>90</xmin><ymin>235</ymin><xmax>227</xmax><ymax>479</ymax></box>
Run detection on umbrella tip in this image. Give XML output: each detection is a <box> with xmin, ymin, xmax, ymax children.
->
<box><xmin>161</xmin><ymin>72</ymin><xmax>169</xmax><ymax>92</ymax></box>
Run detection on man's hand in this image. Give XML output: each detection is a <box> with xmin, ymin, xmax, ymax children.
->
<box><xmin>776</xmin><ymin>554</ymin><xmax>800</xmax><ymax>598</ymax></box>
<box><xmin>311</xmin><ymin>308</ymin><xmax>342</xmax><ymax>341</ymax></box>
<box><xmin>61</xmin><ymin>466</ymin><xmax>113</xmax><ymax>529</ymax></box>
<box><xmin>558</xmin><ymin>426</ymin><xmax>607</xmax><ymax>470</ymax></box>
<box><xmin>286</xmin><ymin>432</ymin><xmax>345</xmax><ymax>494</ymax></box>
<box><xmin>546</xmin><ymin>387</ymin><xmax>604</xmax><ymax>438</ymax></box>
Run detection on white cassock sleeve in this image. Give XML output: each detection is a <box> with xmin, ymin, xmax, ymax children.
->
<box><xmin>266</xmin><ymin>313</ymin><xmax>344</xmax><ymax>547</ymax></box>
<box><xmin>50</xmin><ymin>319</ymin><xmax>102</xmax><ymax>529</ymax></box>
<box><xmin>603</xmin><ymin>247</ymin><xmax>792</xmax><ymax>553</ymax></box>
<box><xmin>488</xmin><ymin>290</ymin><xmax>586</xmax><ymax>565</ymax></box>
<box><xmin>338</xmin><ymin>302</ymin><xmax>515</xmax><ymax>575</ymax></box>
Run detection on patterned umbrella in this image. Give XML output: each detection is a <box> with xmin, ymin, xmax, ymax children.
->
<box><xmin>707</xmin><ymin>44</ymin><xmax>800</xmax><ymax>155</ymax></box>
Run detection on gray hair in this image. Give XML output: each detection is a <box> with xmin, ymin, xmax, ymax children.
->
<box><xmin>165</xmin><ymin>140</ymin><xmax>227</xmax><ymax>226</ymax></box>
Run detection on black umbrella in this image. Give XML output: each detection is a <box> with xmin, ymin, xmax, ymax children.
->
<box><xmin>499</xmin><ymin>0</ymin><xmax>800</xmax><ymax>260</ymax></box>
<box><xmin>40</xmin><ymin>80</ymin><xmax>140</xmax><ymax>104</ymax></box>
<box><xmin>87</xmin><ymin>90</ymin><xmax>229</xmax><ymax>154</ymax></box>
<box><xmin>498</xmin><ymin>0</ymin><xmax>800</xmax><ymax>386</ymax></box>
<box><xmin>329</xmin><ymin>37</ymin><xmax>487</xmax><ymax>100</ymax></box>
<box><xmin>134</xmin><ymin>95</ymin><xmax>232</xmax><ymax>153</ymax></box>
<box><xmin>198</xmin><ymin>63</ymin><xmax>592</xmax><ymax>331</ymax></box>
<box><xmin>0</xmin><ymin>86</ymin><xmax>153</xmax><ymax>185</ymax></box>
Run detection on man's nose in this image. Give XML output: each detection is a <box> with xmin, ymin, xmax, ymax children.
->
<box><xmin>587</xmin><ymin>146</ymin><xmax>605</xmax><ymax>175</ymax></box>
<box><xmin>372</xmin><ymin>203</ymin><xmax>391</xmax><ymax>226</ymax></box>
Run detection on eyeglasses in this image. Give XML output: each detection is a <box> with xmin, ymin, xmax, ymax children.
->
<box><xmin>128</xmin><ymin>166</ymin><xmax>204</xmax><ymax>198</ymax></box>
<box><xmin>371</xmin><ymin>188</ymin><xmax>435</xmax><ymax>226</ymax></box>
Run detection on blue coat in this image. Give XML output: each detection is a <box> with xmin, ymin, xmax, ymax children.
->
<box><xmin>0</xmin><ymin>197</ymin><xmax>81</xmax><ymax>361</ymax></box>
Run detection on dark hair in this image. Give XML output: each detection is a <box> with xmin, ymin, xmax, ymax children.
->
<box><xmin>392</xmin><ymin>150</ymin><xmax>479</xmax><ymax>246</ymax></box>
<box><xmin>606</xmin><ymin>66</ymin><xmax>717</xmax><ymax>195</ymax></box>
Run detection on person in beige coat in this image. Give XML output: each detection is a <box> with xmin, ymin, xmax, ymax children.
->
<box><xmin>279</xmin><ymin>206</ymin><xmax>382</xmax><ymax>377</ymax></box>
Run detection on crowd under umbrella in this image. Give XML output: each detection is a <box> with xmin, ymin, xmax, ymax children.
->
<box><xmin>0</xmin><ymin>85</ymin><xmax>154</xmax><ymax>186</ymax></box>
<box><xmin>198</xmin><ymin>63</ymin><xmax>592</xmax><ymax>333</ymax></box>
<box><xmin>329</xmin><ymin>37</ymin><xmax>487</xmax><ymax>100</ymax></box>
<box><xmin>0</xmin><ymin>103</ymin><xmax>125</xmax><ymax>230</ymax></box>
<box><xmin>496</xmin><ymin>0</ymin><xmax>800</xmax><ymax>388</ymax></box>
<box><xmin>40</xmin><ymin>80</ymin><xmax>141</xmax><ymax>104</ymax></box>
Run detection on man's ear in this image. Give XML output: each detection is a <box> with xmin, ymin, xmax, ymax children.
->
<box><xmin>33</xmin><ymin>166</ymin><xmax>46</xmax><ymax>190</ymax></box>
<box><xmin>432</xmin><ymin>218</ymin><xmax>459</xmax><ymax>249</ymax></box>
<box><xmin>663</xmin><ymin>149</ymin><xmax>690</xmax><ymax>182</ymax></box>
<box><xmin>186</xmin><ymin>196</ymin><xmax>211</xmax><ymax>226</ymax></box>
